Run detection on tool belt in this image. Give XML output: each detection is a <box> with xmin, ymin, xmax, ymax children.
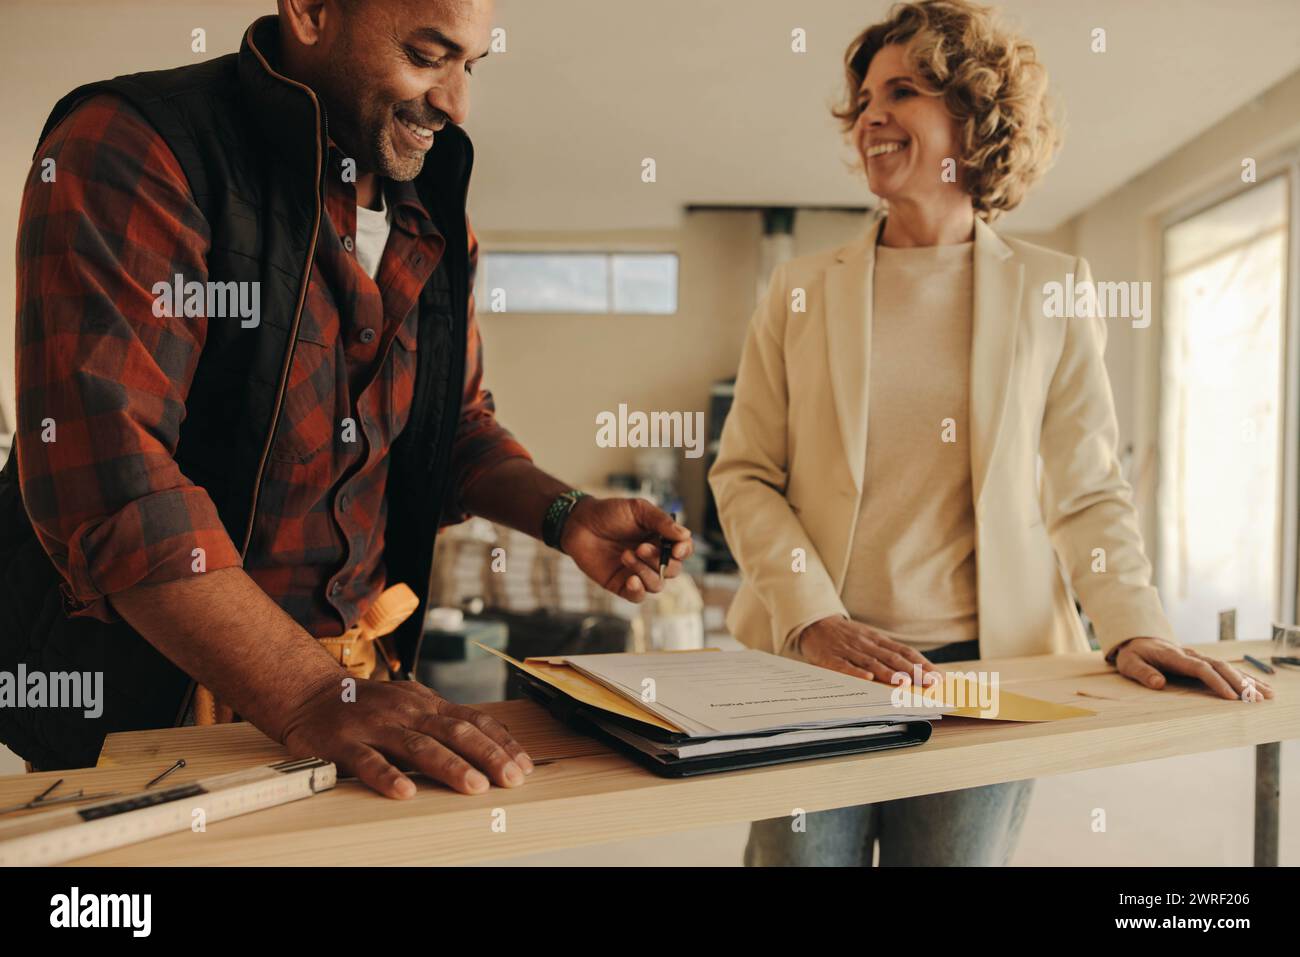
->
<box><xmin>192</xmin><ymin>583</ymin><xmax>420</xmax><ymax>726</ymax></box>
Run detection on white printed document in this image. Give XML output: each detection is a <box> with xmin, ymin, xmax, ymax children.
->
<box><xmin>560</xmin><ymin>650</ymin><xmax>951</xmax><ymax>737</ymax></box>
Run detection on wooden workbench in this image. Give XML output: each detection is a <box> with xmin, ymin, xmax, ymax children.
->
<box><xmin>1</xmin><ymin>640</ymin><xmax>1295</xmax><ymax>865</ymax></box>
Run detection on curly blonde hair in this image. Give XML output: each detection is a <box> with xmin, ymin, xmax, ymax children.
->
<box><xmin>832</xmin><ymin>0</ymin><xmax>1060</xmax><ymax>221</ymax></box>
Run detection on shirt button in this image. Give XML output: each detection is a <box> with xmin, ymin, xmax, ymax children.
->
<box><xmin>359</xmin><ymin>328</ymin><xmax>376</xmax><ymax>344</ymax></box>
<box><xmin>339</xmin><ymin>494</ymin><xmax>350</xmax><ymax>513</ymax></box>
<box><xmin>330</xmin><ymin>581</ymin><xmax>343</xmax><ymax>597</ymax></box>
<box><xmin>342</xmin><ymin>235</ymin><xmax>355</xmax><ymax>252</ymax></box>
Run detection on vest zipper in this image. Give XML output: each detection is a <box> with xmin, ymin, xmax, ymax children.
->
<box><xmin>239</xmin><ymin>90</ymin><xmax>326</xmax><ymax>557</ymax></box>
<box><xmin>409</xmin><ymin>170</ymin><xmax>472</xmax><ymax>677</ymax></box>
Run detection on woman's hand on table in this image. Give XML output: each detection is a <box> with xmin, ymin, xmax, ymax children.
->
<box><xmin>798</xmin><ymin>616</ymin><xmax>943</xmax><ymax>686</ymax></box>
<box><xmin>1110</xmin><ymin>637</ymin><xmax>1275</xmax><ymax>700</ymax></box>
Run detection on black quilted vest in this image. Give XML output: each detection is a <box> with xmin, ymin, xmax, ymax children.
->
<box><xmin>0</xmin><ymin>16</ymin><xmax>469</xmax><ymax>768</ymax></box>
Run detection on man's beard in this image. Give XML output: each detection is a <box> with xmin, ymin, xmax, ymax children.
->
<box><xmin>371</xmin><ymin>113</ymin><xmax>428</xmax><ymax>181</ymax></box>
<box><xmin>325</xmin><ymin>88</ymin><xmax>430</xmax><ymax>183</ymax></box>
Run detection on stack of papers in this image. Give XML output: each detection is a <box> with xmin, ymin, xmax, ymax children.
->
<box><xmin>560</xmin><ymin>650</ymin><xmax>949</xmax><ymax>738</ymax></box>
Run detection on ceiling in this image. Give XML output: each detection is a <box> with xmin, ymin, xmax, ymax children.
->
<box><xmin>464</xmin><ymin>0</ymin><xmax>1300</xmax><ymax>232</ymax></box>
<box><xmin>9</xmin><ymin>1</ymin><xmax>1300</xmax><ymax>235</ymax></box>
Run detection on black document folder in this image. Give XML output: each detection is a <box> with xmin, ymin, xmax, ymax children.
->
<box><xmin>508</xmin><ymin>667</ymin><xmax>933</xmax><ymax>777</ymax></box>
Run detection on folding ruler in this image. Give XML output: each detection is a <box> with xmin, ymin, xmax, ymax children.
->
<box><xmin>0</xmin><ymin>757</ymin><xmax>336</xmax><ymax>866</ymax></box>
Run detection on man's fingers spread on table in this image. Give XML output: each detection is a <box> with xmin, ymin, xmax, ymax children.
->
<box><xmin>439</xmin><ymin>703</ymin><xmax>535</xmax><ymax>772</ymax></box>
<box><xmin>346</xmin><ymin>743</ymin><xmax>417</xmax><ymax>799</ymax></box>
<box><xmin>386</xmin><ymin>726</ymin><xmax>490</xmax><ymax>794</ymax></box>
<box><xmin>420</xmin><ymin>716</ymin><xmax>525</xmax><ymax>787</ymax></box>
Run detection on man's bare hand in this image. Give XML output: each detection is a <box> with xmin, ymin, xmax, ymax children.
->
<box><xmin>279</xmin><ymin>677</ymin><xmax>535</xmax><ymax>799</ymax></box>
<box><xmin>561</xmin><ymin>496</ymin><xmax>693</xmax><ymax>602</ymax></box>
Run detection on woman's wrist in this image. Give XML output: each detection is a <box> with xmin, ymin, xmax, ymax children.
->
<box><xmin>789</xmin><ymin>624</ymin><xmax>811</xmax><ymax>655</ymax></box>
<box><xmin>791</xmin><ymin>614</ymin><xmax>844</xmax><ymax>654</ymax></box>
<box><xmin>1105</xmin><ymin>637</ymin><xmax>1138</xmax><ymax>666</ymax></box>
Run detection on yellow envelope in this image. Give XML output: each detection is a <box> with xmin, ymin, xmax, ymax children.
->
<box><xmin>475</xmin><ymin>643</ymin><xmax>684</xmax><ymax>732</ymax></box>
<box><xmin>895</xmin><ymin>673</ymin><xmax>1094</xmax><ymax>721</ymax></box>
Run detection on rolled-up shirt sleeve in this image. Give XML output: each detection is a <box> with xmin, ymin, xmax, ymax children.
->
<box><xmin>15</xmin><ymin>93</ymin><xmax>242</xmax><ymax>621</ymax></box>
<box><xmin>439</xmin><ymin>217</ymin><xmax>532</xmax><ymax>527</ymax></box>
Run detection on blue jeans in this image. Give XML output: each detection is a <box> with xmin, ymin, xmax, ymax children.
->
<box><xmin>745</xmin><ymin>639</ymin><xmax>1034</xmax><ymax>866</ymax></box>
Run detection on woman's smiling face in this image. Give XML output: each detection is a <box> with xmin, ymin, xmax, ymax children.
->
<box><xmin>853</xmin><ymin>43</ymin><xmax>965</xmax><ymax>209</ymax></box>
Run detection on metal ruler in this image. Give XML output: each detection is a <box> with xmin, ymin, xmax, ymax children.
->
<box><xmin>0</xmin><ymin>757</ymin><xmax>336</xmax><ymax>866</ymax></box>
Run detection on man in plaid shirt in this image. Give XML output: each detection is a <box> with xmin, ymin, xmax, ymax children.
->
<box><xmin>4</xmin><ymin>0</ymin><xmax>693</xmax><ymax>796</ymax></box>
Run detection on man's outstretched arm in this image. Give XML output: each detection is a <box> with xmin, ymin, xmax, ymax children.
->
<box><xmin>460</xmin><ymin>457</ymin><xmax>694</xmax><ymax>601</ymax></box>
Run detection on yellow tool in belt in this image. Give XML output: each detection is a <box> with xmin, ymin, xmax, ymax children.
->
<box><xmin>193</xmin><ymin>583</ymin><xmax>420</xmax><ymax>725</ymax></box>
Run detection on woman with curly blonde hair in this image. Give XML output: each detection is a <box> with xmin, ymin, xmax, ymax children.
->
<box><xmin>710</xmin><ymin>0</ymin><xmax>1271</xmax><ymax>866</ymax></box>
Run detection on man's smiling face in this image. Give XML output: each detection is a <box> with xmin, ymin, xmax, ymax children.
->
<box><xmin>286</xmin><ymin>0</ymin><xmax>494</xmax><ymax>181</ymax></box>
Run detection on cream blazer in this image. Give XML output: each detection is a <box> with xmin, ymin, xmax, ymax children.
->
<box><xmin>708</xmin><ymin>214</ymin><xmax>1174</xmax><ymax>661</ymax></box>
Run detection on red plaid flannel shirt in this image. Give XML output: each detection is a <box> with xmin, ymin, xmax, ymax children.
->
<box><xmin>15</xmin><ymin>93</ymin><xmax>530</xmax><ymax>637</ymax></box>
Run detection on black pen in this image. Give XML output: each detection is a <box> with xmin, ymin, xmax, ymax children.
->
<box><xmin>1242</xmin><ymin>654</ymin><xmax>1274</xmax><ymax>675</ymax></box>
<box><xmin>659</xmin><ymin>512</ymin><xmax>676</xmax><ymax>579</ymax></box>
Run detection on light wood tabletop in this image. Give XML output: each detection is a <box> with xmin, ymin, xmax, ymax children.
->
<box><xmin>1</xmin><ymin>640</ymin><xmax>1295</xmax><ymax>866</ymax></box>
